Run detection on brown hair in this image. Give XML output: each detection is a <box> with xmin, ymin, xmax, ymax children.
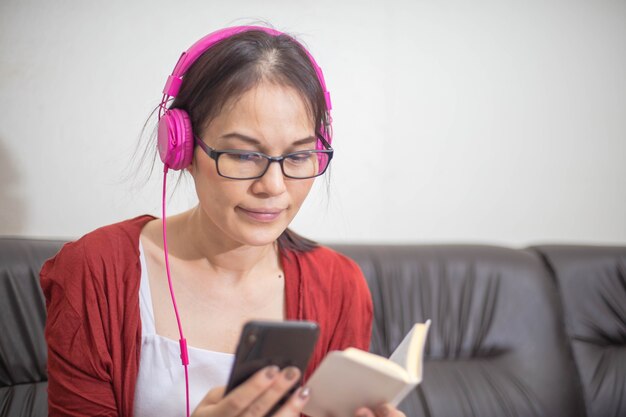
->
<box><xmin>168</xmin><ymin>29</ymin><xmax>330</xmax><ymax>252</ymax></box>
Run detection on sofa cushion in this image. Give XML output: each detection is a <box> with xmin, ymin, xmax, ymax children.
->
<box><xmin>0</xmin><ymin>238</ymin><xmax>64</xmax><ymax>417</ymax></box>
<box><xmin>532</xmin><ymin>245</ymin><xmax>626</xmax><ymax>417</ymax></box>
<box><xmin>332</xmin><ymin>244</ymin><xmax>587</xmax><ymax>417</ymax></box>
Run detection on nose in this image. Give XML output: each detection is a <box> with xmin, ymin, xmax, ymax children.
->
<box><xmin>251</xmin><ymin>160</ymin><xmax>287</xmax><ymax>196</ymax></box>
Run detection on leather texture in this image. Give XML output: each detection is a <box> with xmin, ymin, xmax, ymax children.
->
<box><xmin>1</xmin><ymin>237</ymin><xmax>624</xmax><ymax>417</ymax></box>
<box><xmin>531</xmin><ymin>245</ymin><xmax>626</xmax><ymax>417</ymax></box>
<box><xmin>331</xmin><ymin>244</ymin><xmax>588</xmax><ymax>417</ymax></box>
<box><xmin>0</xmin><ymin>238</ymin><xmax>63</xmax><ymax>417</ymax></box>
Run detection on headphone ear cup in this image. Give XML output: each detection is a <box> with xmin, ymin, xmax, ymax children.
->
<box><xmin>157</xmin><ymin>109</ymin><xmax>194</xmax><ymax>170</ymax></box>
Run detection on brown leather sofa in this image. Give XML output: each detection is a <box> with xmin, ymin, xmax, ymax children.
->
<box><xmin>1</xmin><ymin>237</ymin><xmax>624</xmax><ymax>417</ymax></box>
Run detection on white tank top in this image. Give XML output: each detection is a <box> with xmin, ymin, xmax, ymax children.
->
<box><xmin>133</xmin><ymin>242</ymin><xmax>235</xmax><ymax>417</ymax></box>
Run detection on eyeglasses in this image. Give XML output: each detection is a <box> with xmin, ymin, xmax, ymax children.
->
<box><xmin>194</xmin><ymin>136</ymin><xmax>334</xmax><ymax>180</ymax></box>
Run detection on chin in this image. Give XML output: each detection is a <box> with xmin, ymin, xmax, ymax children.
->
<box><xmin>237</xmin><ymin>225</ymin><xmax>287</xmax><ymax>247</ymax></box>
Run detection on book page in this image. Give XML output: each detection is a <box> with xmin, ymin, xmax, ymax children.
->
<box><xmin>388</xmin><ymin>320</ymin><xmax>431</xmax><ymax>381</ymax></box>
<box><xmin>303</xmin><ymin>351</ymin><xmax>414</xmax><ymax>417</ymax></box>
<box><xmin>303</xmin><ymin>321</ymin><xmax>431</xmax><ymax>417</ymax></box>
<box><xmin>342</xmin><ymin>348</ymin><xmax>409</xmax><ymax>382</ymax></box>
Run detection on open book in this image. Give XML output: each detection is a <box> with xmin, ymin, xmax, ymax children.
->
<box><xmin>303</xmin><ymin>321</ymin><xmax>431</xmax><ymax>417</ymax></box>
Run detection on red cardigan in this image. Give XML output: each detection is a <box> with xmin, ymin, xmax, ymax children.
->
<box><xmin>40</xmin><ymin>215</ymin><xmax>373</xmax><ymax>416</ymax></box>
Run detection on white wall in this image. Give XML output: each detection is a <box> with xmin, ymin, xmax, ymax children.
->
<box><xmin>1</xmin><ymin>0</ymin><xmax>625</xmax><ymax>245</ymax></box>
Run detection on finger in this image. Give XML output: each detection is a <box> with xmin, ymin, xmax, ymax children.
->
<box><xmin>205</xmin><ymin>386</ymin><xmax>226</xmax><ymax>404</ymax></box>
<box><xmin>212</xmin><ymin>365</ymin><xmax>281</xmax><ymax>416</ymax></box>
<box><xmin>239</xmin><ymin>366</ymin><xmax>302</xmax><ymax>417</ymax></box>
<box><xmin>193</xmin><ymin>385</ymin><xmax>226</xmax><ymax>413</ymax></box>
<box><xmin>354</xmin><ymin>407</ymin><xmax>376</xmax><ymax>417</ymax></box>
<box><xmin>375</xmin><ymin>404</ymin><xmax>405</xmax><ymax>417</ymax></box>
<box><xmin>273</xmin><ymin>385</ymin><xmax>311</xmax><ymax>417</ymax></box>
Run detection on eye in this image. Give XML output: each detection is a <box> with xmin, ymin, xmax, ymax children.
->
<box><xmin>285</xmin><ymin>152</ymin><xmax>313</xmax><ymax>164</ymax></box>
<box><xmin>239</xmin><ymin>153</ymin><xmax>263</xmax><ymax>162</ymax></box>
<box><xmin>223</xmin><ymin>152</ymin><xmax>265</xmax><ymax>163</ymax></box>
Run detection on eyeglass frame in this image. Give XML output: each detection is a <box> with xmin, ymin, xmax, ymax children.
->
<box><xmin>194</xmin><ymin>135</ymin><xmax>334</xmax><ymax>180</ymax></box>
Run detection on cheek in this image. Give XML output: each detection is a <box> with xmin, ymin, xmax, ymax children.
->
<box><xmin>196</xmin><ymin>177</ymin><xmax>244</xmax><ymax>209</ymax></box>
<box><xmin>288</xmin><ymin>179</ymin><xmax>315</xmax><ymax>209</ymax></box>
<box><xmin>191</xmin><ymin>159</ymin><xmax>238</xmax><ymax>208</ymax></box>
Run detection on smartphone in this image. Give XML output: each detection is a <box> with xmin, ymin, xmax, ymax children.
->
<box><xmin>225</xmin><ymin>320</ymin><xmax>320</xmax><ymax>397</ymax></box>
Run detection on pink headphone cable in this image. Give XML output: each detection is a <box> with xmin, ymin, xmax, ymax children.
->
<box><xmin>162</xmin><ymin>165</ymin><xmax>191</xmax><ymax>417</ymax></box>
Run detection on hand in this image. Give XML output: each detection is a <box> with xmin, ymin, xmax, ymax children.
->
<box><xmin>191</xmin><ymin>366</ymin><xmax>309</xmax><ymax>417</ymax></box>
<box><xmin>354</xmin><ymin>403</ymin><xmax>406</xmax><ymax>417</ymax></box>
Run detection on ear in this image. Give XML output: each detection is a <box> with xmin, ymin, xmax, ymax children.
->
<box><xmin>185</xmin><ymin>157</ymin><xmax>196</xmax><ymax>177</ymax></box>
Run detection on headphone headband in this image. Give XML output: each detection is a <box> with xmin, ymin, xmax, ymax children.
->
<box><xmin>162</xmin><ymin>26</ymin><xmax>331</xmax><ymax>110</ymax></box>
<box><xmin>157</xmin><ymin>25</ymin><xmax>332</xmax><ymax>171</ymax></box>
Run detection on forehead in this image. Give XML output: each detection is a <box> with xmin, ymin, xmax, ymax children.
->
<box><xmin>208</xmin><ymin>82</ymin><xmax>315</xmax><ymax>137</ymax></box>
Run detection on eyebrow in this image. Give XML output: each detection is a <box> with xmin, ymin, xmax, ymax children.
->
<box><xmin>219</xmin><ymin>132</ymin><xmax>317</xmax><ymax>147</ymax></box>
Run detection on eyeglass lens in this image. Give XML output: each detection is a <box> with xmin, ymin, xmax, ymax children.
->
<box><xmin>217</xmin><ymin>151</ymin><xmax>330</xmax><ymax>179</ymax></box>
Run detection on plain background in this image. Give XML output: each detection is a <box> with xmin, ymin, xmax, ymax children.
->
<box><xmin>1</xmin><ymin>0</ymin><xmax>624</xmax><ymax>245</ymax></box>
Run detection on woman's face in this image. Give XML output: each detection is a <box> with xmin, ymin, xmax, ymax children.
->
<box><xmin>190</xmin><ymin>82</ymin><xmax>317</xmax><ymax>248</ymax></box>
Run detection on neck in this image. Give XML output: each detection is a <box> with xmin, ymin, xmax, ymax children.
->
<box><xmin>166</xmin><ymin>207</ymin><xmax>281</xmax><ymax>283</ymax></box>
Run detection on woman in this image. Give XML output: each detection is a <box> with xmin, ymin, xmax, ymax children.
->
<box><xmin>41</xmin><ymin>25</ymin><xmax>405</xmax><ymax>417</ymax></box>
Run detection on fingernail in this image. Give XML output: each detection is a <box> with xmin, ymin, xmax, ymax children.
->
<box><xmin>265</xmin><ymin>365</ymin><xmax>279</xmax><ymax>378</ymax></box>
<box><xmin>284</xmin><ymin>366</ymin><xmax>298</xmax><ymax>381</ymax></box>
<box><xmin>299</xmin><ymin>387</ymin><xmax>311</xmax><ymax>399</ymax></box>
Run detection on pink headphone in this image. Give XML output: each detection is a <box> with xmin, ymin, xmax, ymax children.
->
<box><xmin>157</xmin><ymin>25</ymin><xmax>333</xmax><ymax>171</ymax></box>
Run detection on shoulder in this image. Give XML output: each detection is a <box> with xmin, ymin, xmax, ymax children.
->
<box><xmin>74</xmin><ymin>214</ymin><xmax>155</xmax><ymax>256</ymax></box>
<box><xmin>40</xmin><ymin>215</ymin><xmax>155</xmax><ymax>303</ymax></box>
<box><xmin>287</xmin><ymin>245</ymin><xmax>370</xmax><ymax>297</ymax></box>
<box><xmin>290</xmin><ymin>245</ymin><xmax>363</xmax><ymax>279</ymax></box>
<box><xmin>290</xmin><ymin>245</ymin><xmax>361</xmax><ymax>274</ymax></box>
<box><xmin>43</xmin><ymin>215</ymin><xmax>154</xmax><ymax>270</ymax></box>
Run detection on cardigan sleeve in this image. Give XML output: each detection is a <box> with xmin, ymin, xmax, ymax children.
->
<box><xmin>40</xmin><ymin>239</ymin><xmax>119</xmax><ymax>416</ymax></box>
<box><xmin>326</xmin><ymin>254</ymin><xmax>373</xmax><ymax>352</ymax></box>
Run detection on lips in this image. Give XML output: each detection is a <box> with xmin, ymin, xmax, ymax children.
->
<box><xmin>237</xmin><ymin>206</ymin><xmax>285</xmax><ymax>222</ymax></box>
